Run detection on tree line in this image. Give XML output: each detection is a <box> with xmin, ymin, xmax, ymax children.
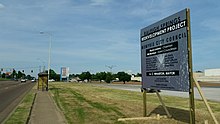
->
<box><xmin>69</xmin><ymin>71</ymin><xmax>132</xmax><ymax>84</ymax></box>
<box><xmin>0</xmin><ymin>68</ymin><xmax>141</xmax><ymax>84</ymax></box>
<box><xmin>0</xmin><ymin>69</ymin><xmax>33</xmax><ymax>80</ymax></box>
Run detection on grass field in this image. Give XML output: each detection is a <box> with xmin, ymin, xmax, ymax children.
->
<box><xmin>49</xmin><ymin>82</ymin><xmax>220</xmax><ymax>124</ymax></box>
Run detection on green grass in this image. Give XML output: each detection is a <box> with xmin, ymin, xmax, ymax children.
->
<box><xmin>5</xmin><ymin>90</ymin><xmax>36</xmax><ymax>124</ymax></box>
<box><xmin>0</xmin><ymin>78</ymin><xmax>10</xmax><ymax>81</ymax></box>
<box><xmin>49</xmin><ymin>82</ymin><xmax>220</xmax><ymax>124</ymax></box>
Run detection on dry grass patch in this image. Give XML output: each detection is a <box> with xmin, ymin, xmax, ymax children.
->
<box><xmin>49</xmin><ymin>82</ymin><xmax>220</xmax><ymax>124</ymax></box>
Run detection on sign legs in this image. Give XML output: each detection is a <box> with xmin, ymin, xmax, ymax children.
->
<box><xmin>189</xmin><ymin>86</ymin><xmax>195</xmax><ymax>124</ymax></box>
<box><xmin>193</xmin><ymin>76</ymin><xmax>219</xmax><ymax>124</ymax></box>
<box><xmin>156</xmin><ymin>91</ymin><xmax>172</xmax><ymax>118</ymax></box>
<box><xmin>143</xmin><ymin>90</ymin><xmax>147</xmax><ymax>117</ymax></box>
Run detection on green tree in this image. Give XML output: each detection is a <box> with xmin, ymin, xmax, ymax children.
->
<box><xmin>12</xmin><ymin>69</ymin><xmax>17</xmax><ymax>79</ymax></box>
<box><xmin>75</xmin><ymin>74</ymin><xmax>80</xmax><ymax>77</ymax></box>
<box><xmin>26</xmin><ymin>75</ymin><xmax>32</xmax><ymax>80</ymax></box>
<box><xmin>55</xmin><ymin>74</ymin><xmax>60</xmax><ymax>81</ymax></box>
<box><xmin>136</xmin><ymin>73</ymin><xmax>142</xmax><ymax>77</ymax></box>
<box><xmin>17</xmin><ymin>71</ymin><xmax>22</xmax><ymax>78</ymax></box>
<box><xmin>79</xmin><ymin>71</ymin><xmax>92</xmax><ymax>82</ymax></box>
<box><xmin>69</xmin><ymin>74</ymin><xmax>75</xmax><ymax>79</ymax></box>
<box><xmin>49</xmin><ymin>69</ymin><xmax>56</xmax><ymax>80</ymax></box>
<box><xmin>105</xmin><ymin>72</ymin><xmax>113</xmax><ymax>83</ymax></box>
<box><xmin>91</xmin><ymin>74</ymin><xmax>98</xmax><ymax>81</ymax></box>
<box><xmin>46</xmin><ymin>69</ymin><xmax>60</xmax><ymax>81</ymax></box>
<box><xmin>117</xmin><ymin>72</ymin><xmax>131</xmax><ymax>84</ymax></box>
<box><xmin>2</xmin><ymin>73</ymin><xmax>6</xmax><ymax>78</ymax></box>
<box><xmin>17</xmin><ymin>71</ymin><xmax>25</xmax><ymax>79</ymax></box>
<box><xmin>96</xmin><ymin>72</ymin><xmax>106</xmax><ymax>82</ymax></box>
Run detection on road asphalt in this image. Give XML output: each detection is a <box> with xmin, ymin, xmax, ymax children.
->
<box><xmin>0</xmin><ymin>81</ymin><xmax>35</xmax><ymax>123</ymax></box>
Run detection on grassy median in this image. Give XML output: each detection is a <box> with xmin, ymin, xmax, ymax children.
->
<box><xmin>49</xmin><ymin>82</ymin><xmax>220</xmax><ymax>124</ymax></box>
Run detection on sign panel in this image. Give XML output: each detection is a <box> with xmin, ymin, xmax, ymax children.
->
<box><xmin>141</xmin><ymin>9</ymin><xmax>190</xmax><ymax>92</ymax></box>
<box><xmin>60</xmin><ymin>67</ymin><xmax>69</xmax><ymax>78</ymax></box>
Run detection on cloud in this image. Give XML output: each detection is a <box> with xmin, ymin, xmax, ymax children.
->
<box><xmin>0</xmin><ymin>3</ymin><xmax>5</xmax><ymax>9</ymax></box>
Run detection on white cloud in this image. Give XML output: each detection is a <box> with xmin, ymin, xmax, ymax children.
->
<box><xmin>0</xmin><ymin>3</ymin><xmax>5</xmax><ymax>9</ymax></box>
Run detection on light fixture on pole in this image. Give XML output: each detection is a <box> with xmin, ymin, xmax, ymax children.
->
<box><xmin>105</xmin><ymin>65</ymin><xmax>116</xmax><ymax>73</ymax></box>
<box><xmin>40</xmin><ymin>31</ymin><xmax>52</xmax><ymax>88</ymax></box>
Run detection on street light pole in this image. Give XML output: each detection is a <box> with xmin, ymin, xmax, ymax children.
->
<box><xmin>40</xmin><ymin>31</ymin><xmax>52</xmax><ymax>88</ymax></box>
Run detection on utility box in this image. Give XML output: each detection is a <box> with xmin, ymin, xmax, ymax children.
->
<box><xmin>38</xmin><ymin>72</ymin><xmax>48</xmax><ymax>91</ymax></box>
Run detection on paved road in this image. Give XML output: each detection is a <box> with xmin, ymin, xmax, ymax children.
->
<box><xmin>0</xmin><ymin>81</ymin><xmax>35</xmax><ymax>123</ymax></box>
<box><xmin>92</xmin><ymin>84</ymin><xmax>220</xmax><ymax>102</ymax></box>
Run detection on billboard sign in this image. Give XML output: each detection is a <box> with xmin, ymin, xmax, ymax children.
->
<box><xmin>141</xmin><ymin>9</ymin><xmax>190</xmax><ymax>92</ymax></box>
<box><xmin>60</xmin><ymin>67</ymin><xmax>69</xmax><ymax>78</ymax></box>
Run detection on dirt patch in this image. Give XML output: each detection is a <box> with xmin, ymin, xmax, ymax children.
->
<box><xmin>112</xmin><ymin>81</ymin><xmax>141</xmax><ymax>85</ymax></box>
<box><xmin>196</xmin><ymin>81</ymin><xmax>220</xmax><ymax>87</ymax></box>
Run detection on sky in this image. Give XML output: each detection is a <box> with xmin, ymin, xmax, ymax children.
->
<box><xmin>0</xmin><ymin>0</ymin><xmax>220</xmax><ymax>77</ymax></box>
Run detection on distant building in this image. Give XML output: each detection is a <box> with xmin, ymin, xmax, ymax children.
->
<box><xmin>204</xmin><ymin>68</ymin><xmax>220</xmax><ymax>76</ymax></box>
<box><xmin>69</xmin><ymin>77</ymin><xmax>82</xmax><ymax>82</ymax></box>
<box><xmin>131</xmin><ymin>74</ymin><xmax>142</xmax><ymax>82</ymax></box>
<box><xmin>193</xmin><ymin>71</ymin><xmax>204</xmax><ymax>78</ymax></box>
<box><xmin>194</xmin><ymin>68</ymin><xmax>220</xmax><ymax>82</ymax></box>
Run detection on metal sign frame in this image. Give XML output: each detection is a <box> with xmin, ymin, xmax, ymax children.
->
<box><xmin>186</xmin><ymin>8</ymin><xmax>195</xmax><ymax>124</ymax></box>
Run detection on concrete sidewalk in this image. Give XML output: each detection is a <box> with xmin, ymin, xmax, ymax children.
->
<box><xmin>29</xmin><ymin>91</ymin><xmax>66</xmax><ymax>124</ymax></box>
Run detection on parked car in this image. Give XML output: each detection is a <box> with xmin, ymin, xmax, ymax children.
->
<box><xmin>21</xmin><ymin>79</ymin><xmax>26</xmax><ymax>83</ymax></box>
<box><xmin>31</xmin><ymin>79</ymin><xmax>36</xmax><ymax>82</ymax></box>
<box><xmin>49</xmin><ymin>79</ymin><xmax>55</xmax><ymax>82</ymax></box>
